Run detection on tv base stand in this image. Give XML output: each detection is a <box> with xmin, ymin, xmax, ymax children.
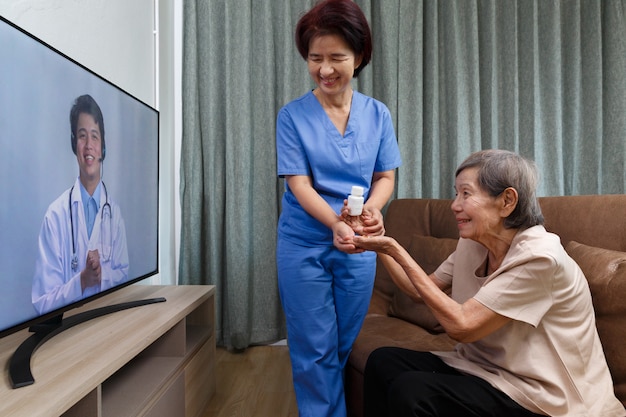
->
<box><xmin>0</xmin><ymin>285</ymin><xmax>216</xmax><ymax>417</ymax></box>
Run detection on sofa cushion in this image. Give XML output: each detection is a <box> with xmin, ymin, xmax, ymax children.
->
<box><xmin>350</xmin><ymin>315</ymin><xmax>456</xmax><ymax>372</ymax></box>
<box><xmin>388</xmin><ymin>235</ymin><xmax>457</xmax><ymax>333</ymax></box>
<box><xmin>565</xmin><ymin>241</ymin><xmax>626</xmax><ymax>405</ymax></box>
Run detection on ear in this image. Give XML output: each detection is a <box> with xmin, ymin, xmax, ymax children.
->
<box><xmin>500</xmin><ymin>187</ymin><xmax>518</xmax><ymax>217</ymax></box>
<box><xmin>354</xmin><ymin>54</ymin><xmax>363</xmax><ymax>71</ymax></box>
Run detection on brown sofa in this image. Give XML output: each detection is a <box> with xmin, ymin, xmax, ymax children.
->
<box><xmin>346</xmin><ymin>195</ymin><xmax>626</xmax><ymax>417</ymax></box>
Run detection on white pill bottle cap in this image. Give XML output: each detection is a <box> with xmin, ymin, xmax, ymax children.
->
<box><xmin>351</xmin><ymin>186</ymin><xmax>364</xmax><ymax>196</ymax></box>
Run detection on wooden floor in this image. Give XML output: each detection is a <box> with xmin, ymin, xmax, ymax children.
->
<box><xmin>200</xmin><ymin>345</ymin><xmax>298</xmax><ymax>417</ymax></box>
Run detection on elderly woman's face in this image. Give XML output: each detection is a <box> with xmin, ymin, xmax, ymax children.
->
<box><xmin>451</xmin><ymin>167</ymin><xmax>503</xmax><ymax>243</ymax></box>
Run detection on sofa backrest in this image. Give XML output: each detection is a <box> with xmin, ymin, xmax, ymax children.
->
<box><xmin>378</xmin><ymin>195</ymin><xmax>626</xmax><ymax>298</ymax></box>
<box><xmin>375</xmin><ymin>199</ymin><xmax>457</xmax><ymax>300</ymax></box>
<box><xmin>538</xmin><ymin>195</ymin><xmax>626</xmax><ymax>251</ymax></box>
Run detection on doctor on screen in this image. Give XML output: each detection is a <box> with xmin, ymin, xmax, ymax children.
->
<box><xmin>32</xmin><ymin>94</ymin><xmax>129</xmax><ymax>315</ymax></box>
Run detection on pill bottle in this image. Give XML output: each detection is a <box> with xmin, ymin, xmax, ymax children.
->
<box><xmin>347</xmin><ymin>186</ymin><xmax>364</xmax><ymax>216</ymax></box>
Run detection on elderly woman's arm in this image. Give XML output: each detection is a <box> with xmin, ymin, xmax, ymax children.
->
<box><xmin>354</xmin><ymin>235</ymin><xmax>511</xmax><ymax>343</ymax></box>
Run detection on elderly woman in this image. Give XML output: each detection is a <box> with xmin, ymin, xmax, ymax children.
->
<box><xmin>352</xmin><ymin>150</ymin><xmax>624</xmax><ymax>417</ymax></box>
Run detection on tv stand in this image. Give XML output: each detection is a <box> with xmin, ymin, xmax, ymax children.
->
<box><xmin>0</xmin><ymin>285</ymin><xmax>216</xmax><ymax>417</ymax></box>
<box><xmin>10</xmin><ymin>297</ymin><xmax>167</xmax><ymax>388</ymax></box>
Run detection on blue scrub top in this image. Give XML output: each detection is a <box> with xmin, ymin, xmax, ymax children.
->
<box><xmin>276</xmin><ymin>90</ymin><xmax>402</xmax><ymax>245</ymax></box>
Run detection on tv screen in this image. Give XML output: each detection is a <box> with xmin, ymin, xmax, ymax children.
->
<box><xmin>0</xmin><ymin>15</ymin><xmax>159</xmax><ymax>341</ymax></box>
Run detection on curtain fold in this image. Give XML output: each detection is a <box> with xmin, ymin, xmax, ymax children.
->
<box><xmin>180</xmin><ymin>0</ymin><xmax>626</xmax><ymax>349</ymax></box>
<box><xmin>179</xmin><ymin>0</ymin><xmax>312</xmax><ymax>348</ymax></box>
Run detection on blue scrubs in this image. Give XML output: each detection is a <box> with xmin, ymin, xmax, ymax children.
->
<box><xmin>276</xmin><ymin>90</ymin><xmax>401</xmax><ymax>417</ymax></box>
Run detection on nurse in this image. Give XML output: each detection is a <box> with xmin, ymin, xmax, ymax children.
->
<box><xmin>275</xmin><ymin>1</ymin><xmax>402</xmax><ymax>416</ymax></box>
<box><xmin>32</xmin><ymin>94</ymin><xmax>129</xmax><ymax>315</ymax></box>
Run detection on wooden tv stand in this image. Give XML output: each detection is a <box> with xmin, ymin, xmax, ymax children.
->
<box><xmin>0</xmin><ymin>285</ymin><xmax>216</xmax><ymax>417</ymax></box>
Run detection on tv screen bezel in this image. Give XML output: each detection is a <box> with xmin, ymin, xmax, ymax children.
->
<box><xmin>0</xmin><ymin>14</ymin><xmax>160</xmax><ymax>340</ymax></box>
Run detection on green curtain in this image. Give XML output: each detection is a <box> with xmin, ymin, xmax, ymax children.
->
<box><xmin>180</xmin><ymin>0</ymin><xmax>626</xmax><ymax>349</ymax></box>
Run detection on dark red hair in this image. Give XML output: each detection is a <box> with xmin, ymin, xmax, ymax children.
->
<box><xmin>295</xmin><ymin>0</ymin><xmax>372</xmax><ymax>78</ymax></box>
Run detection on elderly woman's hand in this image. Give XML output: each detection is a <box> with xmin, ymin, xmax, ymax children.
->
<box><xmin>353</xmin><ymin>234</ymin><xmax>396</xmax><ymax>255</ymax></box>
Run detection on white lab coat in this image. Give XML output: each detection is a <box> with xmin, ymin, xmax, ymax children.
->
<box><xmin>32</xmin><ymin>178</ymin><xmax>129</xmax><ymax>314</ymax></box>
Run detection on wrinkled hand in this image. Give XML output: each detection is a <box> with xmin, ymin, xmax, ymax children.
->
<box><xmin>352</xmin><ymin>234</ymin><xmax>396</xmax><ymax>255</ymax></box>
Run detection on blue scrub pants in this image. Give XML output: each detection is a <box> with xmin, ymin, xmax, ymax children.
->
<box><xmin>277</xmin><ymin>239</ymin><xmax>376</xmax><ymax>417</ymax></box>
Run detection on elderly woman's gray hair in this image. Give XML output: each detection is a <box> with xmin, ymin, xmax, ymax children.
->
<box><xmin>455</xmin><ymin>149</ymin><xmax>544</xmax><ymax>229</ymax></box>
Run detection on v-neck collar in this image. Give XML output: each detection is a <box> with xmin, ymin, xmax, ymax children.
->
<box><xmin>309</xmin><ymin>90</ymin><xmax>359</xmax><ymax>139</ymax></box>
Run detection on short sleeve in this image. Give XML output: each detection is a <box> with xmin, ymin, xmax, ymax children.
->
<box><xmin>433</xmin><ymin>250</ymin><xmax>455</xmax><ymax>286</ymax></box>
<box><xmin>374</xmin><ymin>107</ymin><xmax>402</xmax><ymax>173</ymax></box>
<box><xmin>276</xmin><ymin>106</ymin><xmax>310</xmax><ymax>178</ymax></box>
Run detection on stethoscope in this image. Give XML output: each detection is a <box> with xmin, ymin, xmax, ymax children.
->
<box><xmin>69</xmin><ymin>182</ymin><xmax>112</xmax><ymax>272</ymax></box>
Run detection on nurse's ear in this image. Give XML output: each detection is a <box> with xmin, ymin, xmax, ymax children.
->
<box><xmin>353</xmin><ymin>54</ymin><xmax>363</xmax><ymax>77</ymax></box>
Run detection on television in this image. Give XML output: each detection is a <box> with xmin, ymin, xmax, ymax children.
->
<box><xmin>0</xmin><ymin>15</ymin><xmax>161</xmax><ymax>388</ymax></box>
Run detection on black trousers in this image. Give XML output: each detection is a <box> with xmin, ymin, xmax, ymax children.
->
<box><xmin>363</xmin><ymin>347</ymin><xmax>546</xmax><ymax>417</ymax></box>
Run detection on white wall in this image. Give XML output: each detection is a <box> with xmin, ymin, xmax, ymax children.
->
<box><xmin>0</xmin><ymin>0</ymin><xmax>180</xmax><ymax>285</ymax></box>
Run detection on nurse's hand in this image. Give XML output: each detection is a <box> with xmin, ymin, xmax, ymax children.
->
<box><xmin>80</xmin><ymin>249</ymin><xmax>102</xmax><ymax>291</ymax></box>
<box><xmin>358</xmin><ymin>206</ymin><xmax>385</xmax><ymax>236</ymax></box>
<box><xmin>340</xmin><ymin>202</ymin><xmax>385</xmax><ymax>237</ymax></box>
<box><xmin>332</xmin><ymin>221</ymin><xmax>364</xmax><ymax>254</ymax></box>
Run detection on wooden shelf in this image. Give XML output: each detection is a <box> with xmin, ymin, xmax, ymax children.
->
<box><xmin>0</xmin><ymin>285</ymin><xmax>216</xmax><ymax>417</ymax></box>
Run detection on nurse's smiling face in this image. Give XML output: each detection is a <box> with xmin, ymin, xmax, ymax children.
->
<box><xmin>307</xmin><ymin>34</ymin><xmax>362</xmax><ymax>99</ymax></box>
<box><xmin>75</xmin><ymin>112</ymin><xmax>103</xmax><ymax>191</ymax></box>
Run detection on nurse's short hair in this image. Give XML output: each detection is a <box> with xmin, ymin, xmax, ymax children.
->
<box><xmin>455</xmin><ymin>149</ymin><xmax>544</xmax><ymax>229</ymax></box>
<box><xmin>295</xmin><ymin>0</ymin><xmax>372</xmax><ymax>78</ymax></box>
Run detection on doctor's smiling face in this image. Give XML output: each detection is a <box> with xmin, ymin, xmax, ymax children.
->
<box><xmin>75</xmin><ymin>112</ymin><xmax>103</xmax><ymax>192</ymax></box>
